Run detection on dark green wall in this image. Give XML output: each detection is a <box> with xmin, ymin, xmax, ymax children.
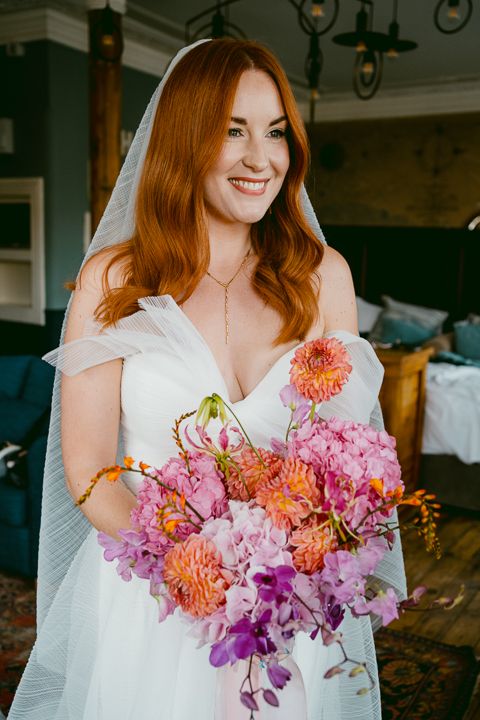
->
<box><xmin>0</xmin><ymin>40</ymin><xmax>161</xmax><ymax>355</ymax></box>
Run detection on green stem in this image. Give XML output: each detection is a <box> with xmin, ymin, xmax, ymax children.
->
<box><xmin>309</xmin><ymin>402</ymin><xmax>316</xmax><ymax>424</ymax></box>
<box><xmin>228</xmin><ymin>455</ymin><xmax>252</xmax><ymax>500</ymax></box>
<box><xmin>285</xmin><ymin>415</ymin><xmax>294</xmax><ymax>442</ymax></box>
<box><xmin>129</xmin><ymin>467</ymin><xmax>205</xmax><ymax>523</ymax></box>
<box><xmin>214</xmin><ymin>395</ymin><xmax>267</xmax><ymax>469</ymax></box>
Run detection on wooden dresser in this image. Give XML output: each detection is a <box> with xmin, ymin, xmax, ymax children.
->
<box><xmin>375</xmin><ymin>346</ymin><xmax>434</xmax><ymax>495</ymax></box>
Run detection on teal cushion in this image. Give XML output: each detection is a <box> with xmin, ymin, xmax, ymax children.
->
<box><xmin>0</xmin><ymin>356</ymin><xmax>31</xmax><ymax>399</ymax></box>
<box><xmin>380</xmin><ymin>317</ymin><xmax>435</xmax><ymax>346</ymax></box>
<box><xmin>370</xmin><ymin>296</ymin><xmax>448</xmax><ymax>343</ymax></box>
<box><xmin>0</xmin><ymin>481</ymin><xmax>27</xmax><ymax>527</ymax></box>
<box><xmin>455</xmin><ymin>322</ymin><xmax>480</xmax><ymax>361</ymax></box>
<box><xmin>433</xmin><ymin>350</ymin><xmax>480</xmax><ymax>369</ymax></box>
<box><xmin>0</xmin><ymin>397</ymin><xmax>46</xmax><ymax>445</ymax></box>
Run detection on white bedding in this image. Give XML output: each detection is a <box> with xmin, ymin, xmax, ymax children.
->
<box><xmin>422</xmin><ymin>362</ymin><xmax>480</xmax><ymax>465</ymax></box>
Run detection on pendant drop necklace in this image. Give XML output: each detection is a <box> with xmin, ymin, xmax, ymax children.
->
<box><xmin>206</xmin><ymin>247</ymin><xmax>251</xmax><ymax>345</ymax></box>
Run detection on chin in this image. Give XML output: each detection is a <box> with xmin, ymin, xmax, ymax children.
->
<box><xmin>230</xmin><ymin>206</ymin><xmax>269</xmax><ymax>224</ymax></box>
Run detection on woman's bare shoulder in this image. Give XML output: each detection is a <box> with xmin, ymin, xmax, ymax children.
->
<box><xmin>318</xmin><ymin>245</ymin><xmax>358</xmax><ymax>335</ymax></box>
<box><xmin>65</xmin><ymin>249</ymin><xmax>128</xmax><ymax>343</ymax></box>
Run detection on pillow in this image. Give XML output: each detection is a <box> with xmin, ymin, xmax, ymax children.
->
<box><xmin>454</xmin><ymin>321</ymin><xmax>480</xmax><ymax>361</ymax></box>
<box><xmin>0</xmin><ymin>397</ymin><xmax>47</xmax><ymax>445</ymax></box>
<box><xmin>432</xmin><ymin>350</ymin><xmax>480</xmax><ymax>369</ymax></box>
<box><xmin>369</xmin><ymin>295</ymin><xmax>448</xmax><ymax>343</ymax></box>
<box><xmin>356</xmin><ymin>297</ymin><xmax>382</xmax><ymax>334</ymax></box>
<box><xmin>380</xmin><ymin>317</ymin><xmax>435</xmax><ymax>346</ymax></box>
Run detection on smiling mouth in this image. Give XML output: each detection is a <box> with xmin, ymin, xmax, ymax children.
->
<box><xmin>228</xmin><ymin>178</ymin><xmax>269</xmax><ymax>195</ymax></box>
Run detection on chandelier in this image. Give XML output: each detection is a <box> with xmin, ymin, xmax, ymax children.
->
<box><xmin>185</xmin><ymin>0</ymin><xmax>473</xmax><ymax>115</ymax></box>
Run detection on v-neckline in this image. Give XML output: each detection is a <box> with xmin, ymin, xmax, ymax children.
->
<box><xmin>154</xmin><ymin>296</ymin><xmax>302</xmax><ymax>407</ymax></box>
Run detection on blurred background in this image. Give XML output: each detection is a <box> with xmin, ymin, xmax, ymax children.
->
<box><xmin>0</xmin><ymin>0</ymin><xmax>478</xmax><ymax>356</ymax></box>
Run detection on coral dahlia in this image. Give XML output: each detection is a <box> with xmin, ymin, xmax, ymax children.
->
<box><xmin>163</xmin><ymin>535</ymin><xmax>233</xmax><ymax>618</ymax></box>
<box><xmin>290</xmin><ymin>517</ymin><xmax>338</xmax><ymax>574</ymax></box>
<box><xmin>289</xmin><ymin>338</ymin><xmax>353</xmax><ymax>404</ymax></box>
<box><xmin>227</xmin><ymin>446</ymin><xmax>281</xmax><ymax>501</ymax></box>
<box><xmin>256</xmin><ymin>456</ymin><xmax>320</xmax><ymax>531</ymax></box>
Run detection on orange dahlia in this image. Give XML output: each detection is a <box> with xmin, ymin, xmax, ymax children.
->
<box><xmin>256</xmin><ymin>456</ymin><xmax>320</xmax><ymax>531</ymax></box>
<box><xmin>163</xmin><ymin>535</ymin><xmax>233</xmax><ymax>618</ymax></box>
<box><xmin>227</xmin><ymin>446</ymin><xmax>281</xmax><ymax>501</ymax></box>
<box><xmin>290</xmin><ymin>517</ymin><xmax>338</xmax><ymax>574</ymax></box>
<box><xmin>289</xmin><ymin>338</ymin><xmax>353</xmax><ymax>404</ymax></box>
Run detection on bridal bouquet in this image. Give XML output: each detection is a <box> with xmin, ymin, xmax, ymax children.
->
<box><xmin>78</xmin><ymin>338</ymin><xmax>460</xmax><ymax>713</ymax></box>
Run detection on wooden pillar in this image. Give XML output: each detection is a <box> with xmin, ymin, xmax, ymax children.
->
<box><xmin>88</xmin><ymin>7</ymin><xmax>123</xmax><ymax>235</ymax></box>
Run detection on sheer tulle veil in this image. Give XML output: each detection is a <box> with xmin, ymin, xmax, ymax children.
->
<box><xmin>28</xmin><ymin>38</ymin><xmax>405</xmax><ymax>720</ymax></box>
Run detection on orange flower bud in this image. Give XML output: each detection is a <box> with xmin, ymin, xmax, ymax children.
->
<box><xmin>139</xmin><ymin>462</ymin><xmax>150</xmax><ymax>472</ymax></box>
<box><xmin>370</xmin><ymin>478</ymin><xmax>384</xmax><ymax>497</ymax></box>
<box><xmin>123</xmin><ymin>456</ymin><xmax>134</xmax><ymax>469</ymax></box>
<box><xmin>164</xmin><ymin>519</ymin><xmax>181</xmax><ymax>534</ymax></box>
<box><xmin>106</xmin><ymin>466</ymin><xmax>123</xmax><ymax>482</ymax></box>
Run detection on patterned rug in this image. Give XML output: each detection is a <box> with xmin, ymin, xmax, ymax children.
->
<box><xmin>376</xmin><ymin>627</ymin><xmax>480</xmax><ymax>720</ymax></box>
<box><xmin>1</xmin><ymin>571</ymin><xmax>479</xmax><ymax>718</ymax></box>
<box><xmin>0</xmin><ymin>572</ymin><xmax>36</xmax><ymax>716</ymax></box>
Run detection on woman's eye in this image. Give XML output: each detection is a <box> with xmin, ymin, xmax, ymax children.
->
<box><xmin>228</xmin><ymin>128</ymin><xmax>242</xmax><ymax>138</ymax></box>
<box><xmin>268</xmin><ymin>129</ymin><xmax>286</xmax><ymax>139</ymax></box>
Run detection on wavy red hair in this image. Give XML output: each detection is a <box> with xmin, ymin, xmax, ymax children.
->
<box><xmin>83</xmin><ymin>39</ymin><xmax>324</xmax><ymax>345</ymax></box>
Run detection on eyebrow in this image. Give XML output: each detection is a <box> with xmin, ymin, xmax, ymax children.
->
<box><xmin>230</xmin><ymin>115</ymin><xmax>287</xmax><ymax>127</ymax></box>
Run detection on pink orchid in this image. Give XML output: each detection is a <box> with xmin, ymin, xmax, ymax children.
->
<box><xmin>353</xmin><ymin>587</ymin><xmax>399</xmax><ymax>626</ymax></box>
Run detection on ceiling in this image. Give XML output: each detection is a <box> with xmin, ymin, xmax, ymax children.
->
<box><xmin>130</xmin><ymin>0</ymin><xmax>480</xmax><ymax>95</ymax></box>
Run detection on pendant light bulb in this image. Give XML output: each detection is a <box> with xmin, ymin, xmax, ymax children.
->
<box><xmin>387</xmin><ymin>47</ymin><xmax>399</xmax><ymax>58</ymax></box>
<box><xmin>447</xmin><ymin>6</ymin><xmax>460</xmax><ymax>21</ymax></box>
<box><xmin>356</xmin><ymin>40</ymin><xmax>367</xmax><ymax>52</ymax></box>
<box><xmin>362</xmin><ymin>60</ymin><xmax>373</xmax><ymax>77</ymax></box>
<box><xmin>312</xmin><ymin>3</ymin><xmax>324</xmax><ymax>18</ymax></box>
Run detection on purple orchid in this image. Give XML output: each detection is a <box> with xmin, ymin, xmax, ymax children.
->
<box><xmin>324</xmin><ymin>595</ymin><xmax>345</xmax><ymax>631</ymax></box>
<box><xmin>209</xmin><ymin>609</ymin><xmax>277</xmax><ymax>667</ymax></box>
<box><xmin>98</xmin><ymin>528</ymin><xmax>151</xmax><ymax>582</ymax></box>
<box><xmin>266</xmin><ymin>656</ymin><xmax>292</xmax><ymax>690</ymax></box>
<box><xmin>253</xmin><ymin>565</ymin><xmax>297</xmax><ymax>603</ymax></box>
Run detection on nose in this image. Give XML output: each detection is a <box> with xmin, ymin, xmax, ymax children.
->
<box><xmin>242</xmin><ymin>135</ymin><xmax>269</xmax><ymax>173</ymax></box>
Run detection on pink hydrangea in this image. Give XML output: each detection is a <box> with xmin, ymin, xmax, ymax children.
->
<box><xmin>285</xmin><ymin>417</ymin><xmax>402</xmax><ymax>528</ymax></box>
<box><xmin>131</xmin><ymin>451</ymin><xmax>228</xmax><ymax>551</ymax></box>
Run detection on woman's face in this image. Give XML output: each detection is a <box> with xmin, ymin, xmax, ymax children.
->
<box><xmin>203</xmin><ymin>69</ymin><xmax>290</xmax><ymax>227</ymax></box>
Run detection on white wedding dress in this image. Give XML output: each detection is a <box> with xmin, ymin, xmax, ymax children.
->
<box><xmin>9</xmin><ymin>295</ymin><xmax>406</xmax><ymax>720</ymax></box>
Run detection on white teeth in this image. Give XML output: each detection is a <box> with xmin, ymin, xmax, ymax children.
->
<box><xmin>229</xmin><ymin>179</ymin><xmax>266</xmax><ymax>189</ymax></box>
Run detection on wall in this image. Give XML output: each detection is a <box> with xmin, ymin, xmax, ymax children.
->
<box><xmin>0</xmin><ymin>40</ymin><xmax>159</xmax><ymax>354</ymax></box>
<box><xmin>307</xmin><ymin>112</ymin><xmax>480</xmax><ymax>228</ymax></box>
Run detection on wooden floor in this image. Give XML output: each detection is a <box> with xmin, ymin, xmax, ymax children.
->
<box><xmin>389</xmin><ymin>510</ymin><xmax>480</xmax><ymax>719</ymax></box>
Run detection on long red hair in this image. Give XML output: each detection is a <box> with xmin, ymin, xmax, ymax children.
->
<box><xmin>85</xmin><ymin>39</ymin><xmax>324</xmax><ymax>345</ymax></box>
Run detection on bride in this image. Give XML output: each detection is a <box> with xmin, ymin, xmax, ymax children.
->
<box><xmin>9</xmin><ymin>39</ymin><xmax>405</xmax><ymax>719</ymax></box>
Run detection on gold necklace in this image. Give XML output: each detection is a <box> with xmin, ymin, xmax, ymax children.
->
<box><xmin>206</xmin><ymin>247</ymin><xmax>251</xmax><ymax>345</ymax></box>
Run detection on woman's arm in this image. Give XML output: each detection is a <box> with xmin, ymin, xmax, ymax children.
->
<box><xmin>61</xmin><ymin>252</ymin><xmax>137</xmax><ymax>539</ymax></box>
<box><xmin>318</xmin><ymin>245</ymin><xmax>358</xmax><ymax>335</ymax></box>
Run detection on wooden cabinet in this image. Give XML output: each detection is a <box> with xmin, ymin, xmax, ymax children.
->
<box><xmin>375</xmin><ymin>347</ymin><xmax>434</xmax><ymax>495</ymax></box>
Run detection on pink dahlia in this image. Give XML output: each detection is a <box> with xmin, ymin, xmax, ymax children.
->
<box><xmin>256</xmin><ymin>456</ymin><xmax>320</xmax><ymax>531</ymax></box>
<box><xmin>226</xmin><ymin>446</ymin><xmax>281</xmax><ymax>501</ymax></box>
<box><xmin>289</xmin><ymin>338</ymin><xmax>353</xmax><ymax>404</ymax></box>
<box><xmin>163</xmin><ymin>535</ymin><xmax>233</xmax><ymax>618</ymax></box>
<box><xmin>290</xmin><ymin>517</ymin><xmax>338</xmax><ymax>574</ymax></box>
